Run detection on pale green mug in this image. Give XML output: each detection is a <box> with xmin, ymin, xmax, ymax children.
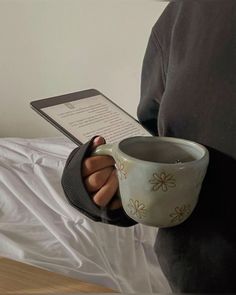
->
<box><xmin>93</xmin><ymin>136</ymin><xmax>209</xmax><ymax>227</ymax></box>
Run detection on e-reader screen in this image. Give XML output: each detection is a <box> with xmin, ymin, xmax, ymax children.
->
<box><xmin>31</xmin><ymin>89</ymin><xmax>150</xmax><ymax>145</ymax></box>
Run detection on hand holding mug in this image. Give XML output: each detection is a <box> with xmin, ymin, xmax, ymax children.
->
<box><xmin>82</xmin><ymin>136</ymin><xmax>121</xmax><ymax>210</ymax></box>
<box><xmin>92</xmin><ymin>136</ymin><xmax>209</xmax><ymax>227</ymax></box>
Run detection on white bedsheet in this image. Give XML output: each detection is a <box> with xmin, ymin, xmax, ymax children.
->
<box><xmin>0</xmin><ymin>137</ymin><xmax>170</xmax><ymax>293</ymax></box>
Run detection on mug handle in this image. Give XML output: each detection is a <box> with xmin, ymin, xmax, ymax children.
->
<box><xmin>91</xmin><ymin>143</ymin><xmax>122</xmax><ymax>201</ymax></box>
<box><xmin>91</xmin><ymin>143</ymin><xmax>114</xmax><ymax>157</ymax></box>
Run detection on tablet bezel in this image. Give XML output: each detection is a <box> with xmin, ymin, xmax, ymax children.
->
<box><xmin>30</xmin><ymin>89</ymin><xmax>141</xmax><ymax>146</ymax></box>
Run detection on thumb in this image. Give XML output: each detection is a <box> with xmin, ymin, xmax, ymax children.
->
<box><xmin>91</xmin><ymin>136</ymin><xmax>106</xmax><ymax>149</ymax></box>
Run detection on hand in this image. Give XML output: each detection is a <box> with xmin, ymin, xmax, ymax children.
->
<box><xmin>82</xmin><ymin>136</ymin><xmax>122</xmax><ymax>210</ymax></box>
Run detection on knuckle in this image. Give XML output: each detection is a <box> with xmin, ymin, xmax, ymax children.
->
<box><xmin>84</xmin><ymin>157</ymin><xmax>95</xmax><ymax>172</ymax></box>
<box><xmin>92</xmin><ymin>172</ymin><xmax>103</xmax><ymax>188</ymax></box>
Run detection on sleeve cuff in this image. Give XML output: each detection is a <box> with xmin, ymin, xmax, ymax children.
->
<box><xmin>61</xmin><ymin>137</ymin><xmax>137</xmax><ymax>227</ymax></box>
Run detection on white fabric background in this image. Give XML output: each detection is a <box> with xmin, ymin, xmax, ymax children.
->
<box><xmin>0</xmin><ymin>137</ymin><xmax>170</xmax><ymax>293</ymax></box>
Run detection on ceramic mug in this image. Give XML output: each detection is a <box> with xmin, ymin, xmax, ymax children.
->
<box><xmin>92</xmin><ymin>136</ymin><xmax>209</xmax><ymax>227</ymax></box>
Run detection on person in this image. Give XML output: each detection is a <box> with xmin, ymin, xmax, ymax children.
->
<box><xmin>61</xmin><ymin>0</ymin><xmax>236</xmax><ymax>292</ymax></box>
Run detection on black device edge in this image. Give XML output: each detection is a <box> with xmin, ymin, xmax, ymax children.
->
<box><xmin>30</xmin><ymin>104</ymin><xmax>83</xmax><ymax>146</ymax></box>
<box><xmin>30</xmin><ymin>88</ymin><xmax>147</xmax><ymax>146</ymax></box>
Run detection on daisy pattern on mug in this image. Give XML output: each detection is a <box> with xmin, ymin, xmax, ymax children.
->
<box><xmin>149</xmin><ymin>171</ymin><xmax>176</xmax><ymax>192</ymax></box>
<box><xmin>128</xmin><ymin>199</ymin><xmax>147</xmax><ymax>219</ymax></box>
<box><xmin>115</xmin><ymin>157</ymin><xmax>127</xmax><ymax>180</ymax></box>
<box><xmin>170</xmin><ymin>204</ymin><xmax>191</xmax><ymax>224</ymax></box>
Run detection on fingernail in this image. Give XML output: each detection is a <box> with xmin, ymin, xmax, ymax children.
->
<box><xmin>94</xmin><ymin>136</ymin><xmax>101</xmax><ymax>143</ymax></box>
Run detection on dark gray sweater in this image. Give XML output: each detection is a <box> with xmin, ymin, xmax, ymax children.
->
<box><xmin>62</xmin><ymin>0</ymin><xmax>236</xmax><ymax>292</ymax></box>
<box><xmin>138</xmin><ymin>0</ymin><xmax>236</xmax><ymax>158</ymax></box>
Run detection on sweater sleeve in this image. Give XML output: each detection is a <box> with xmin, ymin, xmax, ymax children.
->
<box><xmin>137</xmin><ymin>27</ymin><xmax>166</xmax><ymax>136</ymax></box>
<box><xmin>61</xmin><ymin>137</ymin><xmax>137</xmax><ymax>227</ymax></box>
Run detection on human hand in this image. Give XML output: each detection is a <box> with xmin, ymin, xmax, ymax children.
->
<box><xmin>82</xmin><ymin>136</ymin><xmax>122</xmax><ymax>210</ymax></box>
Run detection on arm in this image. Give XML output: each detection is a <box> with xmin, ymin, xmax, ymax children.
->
<box><xmin>137</xmin><ymin>28</ymin><xmax>165</xmax><ymax>136</ymax></box>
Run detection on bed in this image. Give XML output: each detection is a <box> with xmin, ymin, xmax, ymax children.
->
<box><xmin>0</xmin><ymin>136</ymin><xmax>171</xmax><ymax>293</ymax></box>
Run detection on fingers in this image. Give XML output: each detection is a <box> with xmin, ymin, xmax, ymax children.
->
<box><xmin>82</xmin><ymin>156</ymin><xmax>115</xmax><ymax>177</ymax></box>
<box><xmin>84</xmin><ymin>166</ymin><xmax>114</xmax><ymax>192</ymax></box>
<box><xmin>82</xmin><ymin>136</ymin><xmax>122</xmax><ymax>210</ymax></box>
<box><xmin>91</xmin><ymin>136</ymin><xmax>105</xmax><ymax>149</ymax></box>
<box><xmin>82</xmin><ymin>136</ymin><xmax>115</xmax><ymax>177</ymax></box>
<box><xmin>92</xmin><ymin>170</ymin><xmax>119</xmax><ymax>207</ymax></box>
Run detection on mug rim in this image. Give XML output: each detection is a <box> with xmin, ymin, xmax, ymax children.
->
<box><xmin>118</xmin><ymin>136</ymin><xmax>209</xmax><ymax>166</ymax></box>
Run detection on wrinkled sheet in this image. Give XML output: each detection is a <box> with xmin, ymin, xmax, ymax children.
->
<box><xmin>0</xmin><ymin>137</ymin><xmax>170</xmax><ymax>293</ymax></box>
